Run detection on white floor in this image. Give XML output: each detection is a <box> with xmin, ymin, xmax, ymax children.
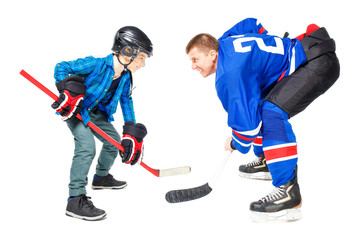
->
<box><xmin>2</xmin><ymin>0</ymin><xmax>358</xmax><ymax>239</ymax></box>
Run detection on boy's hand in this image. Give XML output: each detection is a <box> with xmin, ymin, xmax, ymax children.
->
<box><xmin>51</xmin><ymin>75</ymin><xmax>86</xmax><ymax>121</ymax></box>
<box><xmin>120</xmin><ymin>122</ymin><xmax>147</xmax><ymax>165</ymax></box>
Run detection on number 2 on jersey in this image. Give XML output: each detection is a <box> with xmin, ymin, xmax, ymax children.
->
<box><xmin>233</xmin><ymin>36</ymin><xmax>284</xmax><ymax>55</ymax></box>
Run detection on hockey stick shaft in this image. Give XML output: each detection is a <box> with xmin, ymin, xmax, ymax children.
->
<box><xmin>19</xmin><ymin>69</ymin><xmax>189</xmax><ymax>177</ymax></box>
<box><xmin>208</xmin><ymin>150</ymin><xmax>232</xmax><ymax>188</ymax></box>
<box><xmin>19</xmin><ymin>70</ymin><xmax>125</xmax><ymax>150</ymax></box>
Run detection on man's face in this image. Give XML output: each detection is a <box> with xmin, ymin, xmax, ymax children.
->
<box><xmin>127</xmin><ymin>52</ymin><xmax>148</xmax><ymax>73</ymax></box>
<box><xmin>188</xmin><ymin>47</ymin><xmax>217</xmax><ymax>78</ymax></box>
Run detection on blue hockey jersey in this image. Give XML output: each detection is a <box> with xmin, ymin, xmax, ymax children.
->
<box><xmin>215</xmin><ymin>18</ymin><xmax>307</xmax><ymax>153</ymax></box>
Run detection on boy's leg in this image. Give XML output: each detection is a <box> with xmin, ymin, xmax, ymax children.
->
<box><xmin>66</xmin><ymin>118</ymin><xmax>96</xmax><ymax>197</ymax></box>
<box><xmin>89</xmin><ymin>108</ymin><xmax>121</xmax><ymax>177</ymax></box>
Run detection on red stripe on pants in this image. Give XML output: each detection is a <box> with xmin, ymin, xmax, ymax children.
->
<box><xmin>265</xmin><ymin>145</ymin><xmax>297</xmax><ymax>161</ymax></box>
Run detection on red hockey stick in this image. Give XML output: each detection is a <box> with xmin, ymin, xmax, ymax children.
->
<box><xmin>20</xmin><ymin>69</ymin><xmax>190</xmax><ymax>177</ymax></box>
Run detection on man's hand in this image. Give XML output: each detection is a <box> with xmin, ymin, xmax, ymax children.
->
<box><xmin>224</xmin><ymin>137</ymin><xmax>236</xmax><ymax>152</ymax></box>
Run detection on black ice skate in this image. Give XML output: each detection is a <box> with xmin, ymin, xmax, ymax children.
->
<box><xmin>250</xmin><ymin>177</ymin><xmax>302</xmax><ymax>222</ymax></box>
<box><xmin>91</xmin><ymin>174</ymin><xmax>127</xmax><ymax>190</ymax></box>
<box><xmin>239</xmin><ymin>155</ymin><xmax>272</xmax><ymax>180</ymax></box>
<box><xmin>66</xmin><ymin>195</ymin><xmax>106</xmax><ymax>221</ymax></box>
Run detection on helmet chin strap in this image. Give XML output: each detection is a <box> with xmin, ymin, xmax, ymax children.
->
<box><xmin>115</xmin><ymin>53</ymin><xmax>134</xmax><ymax>71</ymax></box>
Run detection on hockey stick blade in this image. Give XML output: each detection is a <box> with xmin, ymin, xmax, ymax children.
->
<box><xmin>165</xmin><ymin>183</ymin><xmax>212</xmax><ymax>203</ymax></box>
<box><xmin>165</xmin><ymin>151</ymin><xmax>231</xmax><ymax>203</ymax></box>
<box><xmin>19</xmin><ymin>69</ymin><xmax>191</xmax><ymax>178</ymax></box>
<box><xmin>159</xmin><ymin>166</ymin><xmax>191</xmax><ymax>177</ymax></box>
<box><xmin>140</xmin><ymin>163</ymin><xmax>191</xmax><ymax>177</ymax></box>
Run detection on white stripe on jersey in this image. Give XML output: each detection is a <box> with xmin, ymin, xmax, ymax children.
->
<box><xmin>233</xmin><ymin>121</ymin><xmax>262</xmax><ymax>137</ymax></box>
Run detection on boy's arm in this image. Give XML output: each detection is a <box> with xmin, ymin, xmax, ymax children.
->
<box><xmin>52</xmin><ymin>56</ymin><xmax>96</xmax><ymax>120</ymax></box>
<box><xmin>120</xmin><ymin>75</ymin><xmax>136</xmax><ymax>123</ymax></box>
<box><xmin>54</xmin><ymin>56</ymin><xmax>97</xmax><ymax>83</ymax></box>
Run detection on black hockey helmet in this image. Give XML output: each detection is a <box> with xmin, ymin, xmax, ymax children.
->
<box><xmin>112</xmin><ymin>26</ymin><xmax>153</xmax><ymax>58</ymax></box>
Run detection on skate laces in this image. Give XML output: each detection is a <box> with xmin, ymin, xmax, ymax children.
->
<box><xmin>246</xmin><ymin>156</ymin><xmax>265</xmax><ymax>167</ymax></box>
<box><xmin>260</xmin><ymin>185</ymin><xmax>286</xmax><ymax>203</ymax></box>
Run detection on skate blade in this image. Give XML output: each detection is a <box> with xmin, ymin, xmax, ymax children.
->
<box><xmin>250</xmin><ymin>208</ymin><xmax>302</xmax><ymax>223</ymax></box>
<box><xmin>239</xmin><ymin>171</ymin><xmax>272</xmax><ymax>181</ymax></box>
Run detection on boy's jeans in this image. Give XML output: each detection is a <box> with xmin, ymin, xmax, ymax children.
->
<box><xmin>66</xmin><ymin>106</ymin><xmax>120</xmax><ymax>197</ymax></box>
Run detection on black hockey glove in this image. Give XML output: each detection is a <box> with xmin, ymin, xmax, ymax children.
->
<box><xmin>120</xmin><ymin>121</ymin><xmax>147</xmax><ymax>165</ymax></box>
<box><xmin>51</xmin><ymin>75</ymin><xmax>86</xmax><ymax>121</ymax></box>
<box><xmin>230</xmin><ymin>140</ymin><xmax>237</xmax><ymax>150</ymax></box>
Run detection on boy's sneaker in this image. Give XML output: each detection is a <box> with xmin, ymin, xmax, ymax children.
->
<box><xmin>65</xmin><ymin>195</ymin><xmax>106</xmax><ymax>221</ymax></box>
<box><xmin>249</xmin><ymin>178</ymin><xmax>302</xmax><ymax>222</ymax></box>
<box><xmin>239</xmin><ymin>155</ymin><xmax>272</xmax><ymax>180</ymax></box>
<box><xmin>91</xmin><ymin>174</ymin><xmax>127</xmax><ymax>190</ymax></box>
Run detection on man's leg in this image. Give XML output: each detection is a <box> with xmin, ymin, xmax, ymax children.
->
<box><xmin>261</xmin><ymin>101</ymin><xmax>297</xmax><ymax>187</ymax></box>
<box><xmin>239</xmin><ymin>135</ymin><xmax>272</xmax><ymax>180</ymax></box>
<box><xmin>249</xmin><ymin>101</ymin><xmax>301</xmax><ymax>222</ymax></box>
<box><xmin>251</xmin><ymin>27</ymin><xmax>340</xmax><ymax>222</ymax></box>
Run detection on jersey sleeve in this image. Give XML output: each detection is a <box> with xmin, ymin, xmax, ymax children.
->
<box><xmin>216</xmin><ymin>67</ymin><xmax>262</xmax><ymax>154</ymax></box>
<box><xmin>231</xmin><ymin>122</ymin><xmax>262</xmax><ymax>153</ymax></box>
<box><xmin>219</xmin><ymin>18</ymin><xmax>267</xmax><ymax>41</ymax></box>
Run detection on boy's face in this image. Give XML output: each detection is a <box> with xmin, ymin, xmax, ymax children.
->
<box><xmin>127</xmin><ymin>52</ymin><xmax>148</xmax><ymax>73</ymax></box>
<box><xmin>188</xmin><ymin>47</ymin><xmax>217</xmax><ymax>78</ymax></box>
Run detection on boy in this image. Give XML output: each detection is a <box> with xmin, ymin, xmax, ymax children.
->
<box><xmin>186</xmin><ymin>18</ymin><xmax>339</xmax><ymax>222</ymax></box>
<box><xmin>52</xmin><ymin>26</ymin><xmax>152</xmax><ymax>220</ymax></box>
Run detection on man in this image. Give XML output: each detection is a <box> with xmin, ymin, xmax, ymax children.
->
<box><xmin>186</xmin><ymin>18</ymin><xmax>339</xmax><ymax>222</ymax></box>
<box><xmin>52</xmin><ymin>26</ymin><xmax>152</xmax><ymax>221</ymax></box>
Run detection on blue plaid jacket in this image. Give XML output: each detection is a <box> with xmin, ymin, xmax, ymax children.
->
<box><xmin>54</xmin><ymin>53</ymin><xmax>135</xmax><ymax>125</ymax></box>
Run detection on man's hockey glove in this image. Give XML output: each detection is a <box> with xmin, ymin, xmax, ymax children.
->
<box><xmin>120</xmin><ymin>121</ymin><xmax>147</xmax><ymax>165</ymax></box>
<box><xmin>51</xmin><ymin>75</ymin><xmax>86</xmax><ymax>121</ymax></box>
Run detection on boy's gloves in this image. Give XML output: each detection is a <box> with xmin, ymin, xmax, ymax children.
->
<box><xmin>51</xmin><ymin>75</ymin><xmax>86</xmax><ymax>121</ymax></box>
<box><xmin>120</xmin><ymin>121</ymin><xmax>147</xmax><ymax>165</ymax></box>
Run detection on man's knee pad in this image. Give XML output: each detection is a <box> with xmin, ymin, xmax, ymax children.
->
<box><xmin>261</xmin><ymin>101</ymin><xmax>296</xmax><ymax>145</ymax></box>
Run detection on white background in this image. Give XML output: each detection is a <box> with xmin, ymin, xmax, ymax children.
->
<box><xmin>1</xmin><ymin>0</ymin><xmax>359</xmax><ymax>239</ymax></box>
